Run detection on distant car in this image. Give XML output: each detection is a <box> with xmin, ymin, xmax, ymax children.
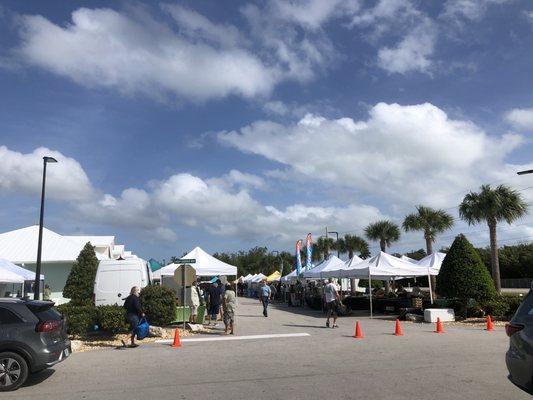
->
<box><xmin>93</xmin><ymin>258</ymin><xmax>152</xmax><ymax>306</ymax></box>
<box><xmin>505</xmin><ymin>289</ymin><xmax>533</xmax><ymax>393</ymax></box>
<box><xmin>0</xmin><ymin>298</ymin><xmax>70</xmax><ymax>391</ymax></box>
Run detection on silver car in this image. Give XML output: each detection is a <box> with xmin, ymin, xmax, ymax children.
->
<box><xmin>506</xmin><ymin>289</ymin><xmax>533</xmax><ymax>393</ymax></box>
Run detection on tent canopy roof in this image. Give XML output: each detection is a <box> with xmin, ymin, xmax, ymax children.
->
<box><xmin>339</xmin><ymin>251</ymin><xmax>430</xmax><ymax>279</ymax></box>
<box><xmin>158</xmin><ymin>247</ymin><xmax>237</xmax><ymax>277</ymax></box>
<box><xmin>0</xmin><ymin>258</ymin><xmax>43</xmax><ymax>280</ymax></box>
<box><xmin>266</xmin><ymin>271</ymin><xmax>281</xmax><ymax>282</ymax></box>
<box><xmin>303</xmin><ymin>255</ymin><xmax>346</xmax><ymax>278</ymax></box>
<box><xmin>0</xmin><ymin>260</ymin><xmax>25</xmax><ymax>283</ymax></box>
<box><xmin>417</xmin><ymin>252</ymin><xmax>446</xmax><ymax>275</ymax></box>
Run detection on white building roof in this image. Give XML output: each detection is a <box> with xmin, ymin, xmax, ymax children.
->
<box><xmin>0</xmin><ymin>226</ymin><xmax>107</xmax><ymax>264</ymax></box>
<box><xmin>65</xmin><ymin>235</ymin><xmax>115</xmax><ymax>248</ymax></box>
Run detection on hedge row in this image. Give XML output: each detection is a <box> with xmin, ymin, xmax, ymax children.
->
<box><xmin>56</xmin><ymin>304</ymin><xmax>129</xmax><ymax>336</ymax></box>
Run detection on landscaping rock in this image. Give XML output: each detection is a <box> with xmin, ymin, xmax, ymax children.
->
<box><xmin>405</xmin><ymin>313</ymin><xmax>424</xmax><ymax>322</ymax></box>
<box><xmin>149</xmin><ymin>326</ymin><xmax>166</xmax><ymax>337</ymax></box>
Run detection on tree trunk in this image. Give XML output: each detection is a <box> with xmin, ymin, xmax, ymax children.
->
<box><xmin>380</xmin><ymin>240</ymin><xmax>390</xmax><ymax>293</ymax></box>
<box><xmin>425</xmin><ymin>231</ymin><xmax>436</xmax><ymax>300</ymax></box>
<box><xmin>488</xmin><ymin>220</ymin><xmax>501</xmax><ymax>293</ymax></box>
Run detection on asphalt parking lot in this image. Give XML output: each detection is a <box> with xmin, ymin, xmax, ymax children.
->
<box><xmin>5</xmin><ymin>298</ymin><xmax>530</xmax><ymax>400</ymax></box>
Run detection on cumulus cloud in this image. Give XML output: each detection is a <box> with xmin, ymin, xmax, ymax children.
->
<box><xmin>377</xmin><ymin>18</ymin><xmax>437</xmax><ymax>74</ymax></box>
<box><xmin>442</xmin><ymin>0</ymin><xmax>511</xmax><ymax>23</ymax></box>
<box><xmin>0</xmin><ymin>146</ymin><xmax>93</xmax><ymax>201</ymax></box>
<box><xmin>14</xmin><ymin>7</ymin><xmax>278</xmax><ymax>102</ymax></box>
<box><xmin>505</xmin><ymin>108</ymin><xmax>533</xmax><ymax>131</ymax></box>
<box><xmin>219</xmin><ymin>102</ymin><xmax>524</xmax><ymax>208</ymax></box>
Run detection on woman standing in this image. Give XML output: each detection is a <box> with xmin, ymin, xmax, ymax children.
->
<box><xmin>123</xmin><ymin>286</ymin><xmax>144</xmax><ymax>348</ymax></box>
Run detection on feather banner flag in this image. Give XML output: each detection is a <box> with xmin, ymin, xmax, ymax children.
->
<box><xmin>295</xmin><ymin>239</ymin><xmax>303</xmax><ymax>276</ymax></box>
<box><xmin>305</xmin><ymin>233</ymin><xmax>313</xmax><ymax>271</ymax></box>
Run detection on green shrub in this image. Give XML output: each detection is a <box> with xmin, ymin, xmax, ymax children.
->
<box><xmin>483</xmin><ymin>298</ymin><xmax>510</xmax><ymax>318</ymax></box>
<box><xmin>97</xmin><ymin>305</ymin><xmax>129</xmax><ymax>333</ymax></box>
<box><xmin>502</xmin><ymin>294</ymin><xmax>523</xmax><ymax>318</ymax></box>
<box><xmin>140</xmin><ymin>285</ymin><xmax>176</xmax><ymax>326</ymax></box>
<box><xmin>358</xmin><ymin>279</ymin><xmax>384</xmax><ymax>289</ymax></box>
<box><xmin>63</xmin><ymin>242</ymin><xmax>99</xmax><ymax>305</ymax></box>
<box><xmin>56</xmin><ymin>304</ymin><xmax>97</xmax><ymax>336</ymax></box>
<box><xmin>436</xmin><ymin>234</ymin><xmax>496</xmax><ymax>308</ymax></box>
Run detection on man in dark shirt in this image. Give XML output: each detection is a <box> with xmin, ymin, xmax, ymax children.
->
<box><xmin>123</xmin><ymin>286</ymin><xmax>144</xmax><ymax>347</ymax></box>
<box><xmin>207</xmin><ymin>283</ymin><xmax>222</xmax><ymax>326</ymax></box>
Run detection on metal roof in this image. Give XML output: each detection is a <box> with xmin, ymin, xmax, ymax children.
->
<box><xmin>0</xmin><ymin>226</ymin><xmax>107</xmax><ymax>264</ymax></box>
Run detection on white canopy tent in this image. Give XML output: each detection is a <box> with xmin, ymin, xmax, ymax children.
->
<box><xmin>280</xmin><ymin>269</ymin><xmax>297</xmax><ymax>282</ymax></box>
<box><xmin>0</xmin><ymin>258</ymin><xmax>43</xmax><ymax>281</ymax></box>
<box><xmin>336</xmin><ymin>251</ymin><xmax>435</xmax><ymax>316</ymax></box>
<box><xmin>417</xmin><ymin>252</ymin><xmax>446</xmax><ymax>275</ymax></box>
<box><xmin>156</xmin><ymin>247</ymin><xmax>237</xmax><ymax>278</ymax></box>
<box><xmin>242</xmin><ymin>274</ymin><xmax>254</xmax><ymax>282</ymax></box>
<box><xmin>250</xmin><ymin>273</ymin><xmax>266</xmax><ymax>283</ymax></box>
<box><xmin>401</xmin><ymin>255</ymin><xmax>418</xmax><ymax>263</ymax></box>
<box><xmin>0</xmin><ymin>267</ymin><xmax>24</xmax><ymax>284</ymax></box>
<box><xmin>303</xmin><ymin>255</ymin><xmax>347</xmax><ymax>279</ymax></box>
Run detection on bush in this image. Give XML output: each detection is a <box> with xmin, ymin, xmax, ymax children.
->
<box><xmin>56</xmin><ymin>304</ymin><xmax>97</xmax><ymax>336</ymax></box>
<box><xmin>97</xmin><ymin>305</ymin><xmax>129</xmax><ymax>333</ymax></box>
<box><xmin>140</xmin><ymin>285</ymin><xmax>176</xmax><ymax>326</ymax></box>
<box><xmin>483</xmin><ymin>298</ymin><xmax>510</xmax><ymax>318</ymax></box>
<box><xmin>358</xmin><ymin>279</ymin><xmax>384</xmax><ymax>289</ymax></box>
<box><xmin>502</xmin><ymin>294</ymin><xmax>524</xmax><ymax>318</ymax></box>
<box><xmin>63</xmin><ymin>242</ymin><xmax>99</xmax><ymax>305</ymax></box>
<box><xmin>436</xmin><ymin>234</ymin><xmax>496</xmax><ymax>308</ymax></box>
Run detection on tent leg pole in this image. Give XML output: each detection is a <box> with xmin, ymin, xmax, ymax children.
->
<box><xmin>369</xmin><ymin>272</ymin><xmax>373</xmax><ymax>319</ymax></box>
<box><xmin>428</xmin><ymin>271</ymin><xmax>433</xmax><ymax>305</ymax></box>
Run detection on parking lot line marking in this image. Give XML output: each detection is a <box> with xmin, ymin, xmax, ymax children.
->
<box><xmin>155</xmin><ymin>332</ymin><xmax>310</xmax><ymax>344</ymax></box>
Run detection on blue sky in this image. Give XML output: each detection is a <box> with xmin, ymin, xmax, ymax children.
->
<box><xmin>1</xmin><ymin>0</ymin><xmax>533</xmax><ymax>260</ymax></box>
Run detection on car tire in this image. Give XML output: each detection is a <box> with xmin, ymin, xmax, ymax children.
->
<box><xmin>0</xmin><ymin>352</ymin><xmax>29</xmax><ymax>392</ymax></box>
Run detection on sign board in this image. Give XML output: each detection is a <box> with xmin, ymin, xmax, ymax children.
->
<box><xmin>174</xmin><ymin>264</ymin><xmax>196</xmax><ymax>286</ymax></box>
<box><xmin>178</xmin><ymin>259</ymin><xmax>196</xmax><ymax>264</ymax></box>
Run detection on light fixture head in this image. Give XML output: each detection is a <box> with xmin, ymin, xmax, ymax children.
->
<box><xmin>43</xmin><ymin>156</ymin><xmax>58</xmax><ymax>163</ymax></box>
<box><xmin>517</xmin><ymin>169</ymin><xmax>533</xmax><ymax>175</ymax></box>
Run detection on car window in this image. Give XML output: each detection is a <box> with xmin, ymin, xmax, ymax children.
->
<box><xmin>0</xmin><ymin>307</ymin><xmax>23</xmax><ymax>324</ymax></box>
<box><xmin>513</xmin><ymin>291</ymin><xmax>533</xmax><ymax>323</ymax></box>
<box><xmin>26</xmin><ymin>304</ymin><xmax>62</xmax><ymax>321</ymax></box>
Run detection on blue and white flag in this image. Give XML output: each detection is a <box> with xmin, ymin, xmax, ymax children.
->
<box><xmin>295</xmin><ymin>240</ymin><xmax>303</xmax><ymax>276</ymax></box>
<box><xmin>305</xmin><ymin>233</ymin><xmax>313</xmax><ymax>271</ymax></box>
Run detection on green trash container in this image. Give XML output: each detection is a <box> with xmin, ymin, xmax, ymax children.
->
<box><xmin>196</xmin><ymin>305</ymin><xmax>205</xmax><ymax>324</ymax></box>
<box><xmin>174</xmin><ymin>306</ymin><xmax>191</xmax><ymax>323</ymax></box>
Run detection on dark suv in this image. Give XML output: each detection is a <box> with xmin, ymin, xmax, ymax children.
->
<box><xmin>0</xmin><ymin>298</ymin><xmax>70</xmax><ymax>391</ymax></box>
<box><xmin>505</xmin><ymin>289</ymin><xmax>533</xmax><ymax>393</ymax></box>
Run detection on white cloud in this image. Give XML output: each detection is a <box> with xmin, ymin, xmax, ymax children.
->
<box><xmin>505</xmin><ymin>108</ymin><xmax>533</xmax><ymax>131</ymax></box>
<box><xmin>263</xmin><ymin>101</ymin><xmax>290</xmax><ymax>116</ymax></box>
<box><xmin>377</xmin><ymin>18</ymin><xmax>437</xmax><ymax>74</ymax></box>
<box><xmin>0</xmin><ymin>146</ymin><xmax>93</xmax><ymax>201</ymax></box>
<box><xmin>442</xmin><ymin>0</ymin><xmax>511</xmax><ymax>23</ymax></box>
<box><xmin>15</xmin><ymin>7</ymin><xmax>279</xmax><ymax>102</ymax></box>
<box><xmin>219</xmin><ymin>102</ymin><xmax>524</xmax><ymax>209</ymax></box>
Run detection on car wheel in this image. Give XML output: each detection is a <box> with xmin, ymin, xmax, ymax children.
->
<box><xmin>0</xmin><ymin>352</ymin><xmax>29</xmax><ymax>392</ymax></box>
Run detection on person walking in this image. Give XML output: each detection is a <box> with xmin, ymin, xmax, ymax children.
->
<box><xmin>207</xmin><ymin>282</ymin><xmax>222</xmax><ymax>326</ymax></box>
<box><xmin>260</xmin><ymin>280</ymin><xmax>271</xmax><ymax>317</ymax></box>
<box><xmin>222</xmin><ymin>283</ymin><xmax>237</xmax><ymax>335</ymax></box>
<box><xmin>325</xmin><ymin>278</ymin><xmax>340</xmax><ymax>328</ymax></box>
<box><xmin>123</xmin><ymin>286</ymin><xmax>144</xmax><ymax>347</ymax></box>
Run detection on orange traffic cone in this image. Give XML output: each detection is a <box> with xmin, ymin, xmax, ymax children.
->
<box><xmin>354</xmin><ymin>321</ymin><xmax>364</xmax><ymax>339</ymax></box>
<box><xmin>435</xmin><ymin>317</ymin><xmax>444</xmax><ymax>334</ymax></box>
<box><xmin>172</xmin><ymin>328</ymin><xmax>182</xmax><ymax>348</ymax></box>
<box><xmin>486</xmin><ymin>315</ymin><xmax>494</xmax><ymax>331</ymax></box>
<box><xmin>394</xmin><ymin>319</ymin><xmax>404</xmax><ymax>336</ymax></box>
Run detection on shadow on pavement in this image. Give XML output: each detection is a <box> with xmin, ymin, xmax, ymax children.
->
<box><xmin>282</xmin><ymin>324</ymin><xmax>328</xmax><ymax>329</ymax></box>
<box><xmin>22</xmin><ymin>368</ymin><xmax>55</xmax><ymax>387</ymax></box>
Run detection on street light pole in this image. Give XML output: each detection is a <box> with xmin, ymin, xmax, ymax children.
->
<box><xmin>270</xmin><ymin>250</ymin><xmax>283</xmax><ymax>276</ymax></box>
<box><xmin>329</xmin><ymin>231</ymin><xmax>339</xmax><ymax>258</ymax></box>
<box><xmin>517</xmin><ymin>170</ymin><xmax>533</xmax><ymax>175</ymax></box>
<box><xmin>34</xmin><ymin>156</ymin><xmax>57</xmax><ymax>300</ymax></box>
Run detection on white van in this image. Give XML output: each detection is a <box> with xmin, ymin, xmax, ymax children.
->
<box><xmin>93</xmin><ymin>258</ymin><xmax>153</xmax><ymax>306</ymax></box>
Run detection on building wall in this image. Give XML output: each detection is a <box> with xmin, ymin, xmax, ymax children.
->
<box><xmin>21</xmin><ymin>262</ymin><xmax>73</xmax><ymax>304</ymax></box>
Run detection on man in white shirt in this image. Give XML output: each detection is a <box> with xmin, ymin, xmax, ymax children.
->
<box><xmin>325</xmin><ymin>278</ymin><xmax>340</xmax><ymax>328</ymax></box>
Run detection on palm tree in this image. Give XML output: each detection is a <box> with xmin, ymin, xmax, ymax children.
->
<box><xmin>364</xmin><ymin>220</ymin><xmax>401</xmax><ymax>252</ymax></box>
<box><xmin>403</xmin><ymin>206</ymin><xmax>454</xmax><ymax>255</ymax></box>
<box><xmin>316</xmin><ymin>237</ymin><xmax>335</xmax><ymax>260</ymax></box>
<box><xmin>337</xmin><ymin>234</ymin><xmax>370</xmax><ymax>259</ymax></box>
<box><xmin>459</xmin><ymin>184</ymin><xmax>528</xmax><ymax>293</ymax></box>
<box><xmin>365</xmin><ymin>220</ymin><xmax>401</xmax><ymax>293</ymax></box>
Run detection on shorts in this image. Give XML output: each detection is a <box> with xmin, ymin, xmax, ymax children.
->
<box><xmin>210</xmin><ymin>304</ymin><xmax>220</xmax><ymax>318</ymax></box>
<box><xmin>223</xmin><ymin>310</ymin><xmax>235</xmax><ymax>325</ymax></box>
<box><xmin>190</xmin><ymin>305</ymin><xmax>198</xmax><ymax>316</ymax></box>
<box><xmin>126</xmin><ymin>313</ymin><xmax>140</xmax><ymax>331</ymax></box>
<box><xmin>326</xmin><ymin>301</ymin><xmax>338</xmax><ymax>317</ymax></box>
